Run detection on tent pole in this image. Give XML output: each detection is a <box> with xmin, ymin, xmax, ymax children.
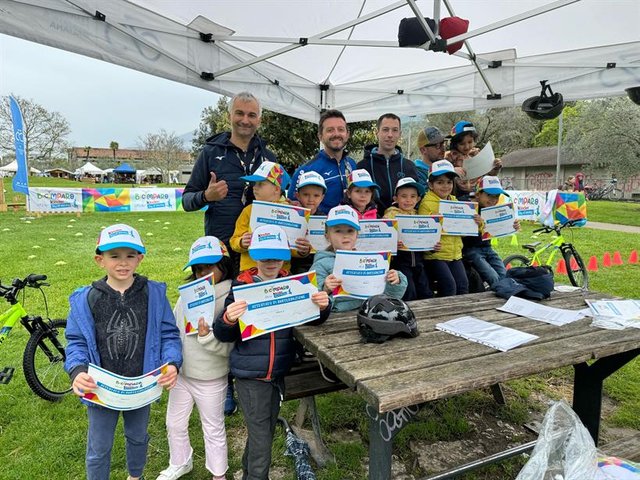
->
<box><xmin>556</xmin><ymin>109</ymin><xmax>564</xmax><ymax>188</ymax></box>
<box><xmin>433</xmin><ymin>0</ymin><xmax>441</xmax><ymax>31</ymax></box>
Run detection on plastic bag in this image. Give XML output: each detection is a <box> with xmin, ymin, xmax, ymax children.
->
<box><xmin>516</xmin><ymin>400</ymin><xmax>600</xmax><ymax>480</ymax></box>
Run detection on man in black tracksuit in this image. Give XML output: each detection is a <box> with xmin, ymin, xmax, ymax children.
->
<box><xmin>357</xmin><ymin>113</ymin><xmax>418</xmax><ymax>217</ymax></box>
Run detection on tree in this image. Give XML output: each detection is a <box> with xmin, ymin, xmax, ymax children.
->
<box><xmin>109</xmin><ymin>141</ymin><xmax>119</xmax><ymax>162</ymax></box>
<box><xmin>139</xmin><ymin>129</ymin><xmax>187</xmax><ymax>183</ymax></box>
<box><xmin>0</xmin><ymin>94</ymin><xmax>71</xmax><ymax>169</ymax></box>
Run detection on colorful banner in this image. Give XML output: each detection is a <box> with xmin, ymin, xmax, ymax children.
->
<box><xmin>481</xmin><ymin>203</ymin><xmax>517</xmax><ymax>239</ymax></box>
<box><xmin>356</xmin><ymin>219</ymin><xmax>398</xmax><ymax>254</ymax></box>
<box><xmin>506</xmin><ymin>190</ymin><xmax>545</xmax><ymax>220</ymax></box>
<box><xmin>232</xmin><ymin>271</ymin><xmax>320</xmax><ymax>341</ymax></box>
<box><xmin>27</xmin><ymin>188</ymin><xmax>82</xmax><ymax>213</ymax></box>
<box><xmin>9</xmin><ymin>96</ymin><xmax>29</xmax><ymax>194</ymax></box>
<box><xmin>130</xmin><ymin>188</ymin><xmax>177</xmax><ymax>211</ymax></box>
<box><xmin>332</xmin><ymin>250</ymin><xmax>390</xmax><ymax>299</ymax></box>
<box><xmin>249</xmin><ymin>200</ymin><xmax>310</xmax><ymax>248</ymax></box>
<box><xmin>396</xmin><ymin>215</ymin><xmax>442</xmax><ymax>251</ymax></box>
<box><xmin>307</xmin><ymin>215</ymin><xmax>329</xmax><ymax>253</ymax></box>
<box><xmin>177</xmin><ymin>273</ymin><xmax>215</xmax><ymax>335</ymax></box>
<box><xmin>439</xmin><ymin>200</ymin><xmax>478</xmax><ymax>236</ymax></box>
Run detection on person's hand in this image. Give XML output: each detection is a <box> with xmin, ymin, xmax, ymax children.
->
<box><xmin>72</xmin><ymin>372</ymin><xmax>96</xmax><ymax>397</ymax></box>
<box><xmin>324</xmin><ymin>274</ymin><xmax>342</xmax><ymax>293</ymax></box>
<box><xmin>295</xmin><ymin>238</ymin><xmax>311</xmax><ymax>257</ymax></box>
<box><xmin>474</xmin><ymin>213</ymin><xmax>483</xmax><ymax>226</ymax></box>
<box><xmin>204</xmin><ymin>172</ymin><xmax>229</xmax><ymax>202</ymax></box>
<box><xmin>226</xmin><ymin>300</ymin><xmax>248</xmax><ymax>322</ymax></box>
<box><xmin>198</xmin><ymin>317</ymin><xmax>211</xmax><ymax>337</ymax></box>
<box><xmin>493</xmin><ymin>157</ymin><xmax>503</xmax><ymax>169</ymax></box>
<box><xmin>513</xmin><ymin>219</ymin><xmax>521</xmax><ymax>232</ymax></box>
<box><xmin>387</xmin><ymin>269</ymin><xmax>400</xmax><ymax>285</ymax></box>
<box><xmin>311</xmin><ymin>291</ymin><xmax>330</xmax><ymax>310</ymax></box>
<box><xmin>157</xmin><ymin>365</ymin><xmax>178</xmax><ymax>390</ymax></box>
<box><xmin>434</xmin><ymin>241</ymin><xmax>442</xmax><ymax>252</ymax></box>
<box><xmin>454</xmin><ymin>166</ymin><xmax>467</xmax><ymax>178</ymax></box>
<box><xmin>240</xmin><ymin>232</ymin><xmax>252</xmax><ymax>249</ymax></box>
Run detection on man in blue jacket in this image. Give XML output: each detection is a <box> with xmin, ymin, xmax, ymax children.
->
<box><xmin>287</xmin><ymin>109</ymin><xmax>357</xmax><ymax>213</ymax></box>
<box><xmin>183</xmin><ymin>92</ymin><xmax>277</xmax><ymax>256</ymax></box>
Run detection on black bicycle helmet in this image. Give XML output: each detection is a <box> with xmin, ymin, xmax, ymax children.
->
<box><xmin>357</xmin><ymin>295</ymin><xmax>419</xmax><ymax>344</ymax></box>
<box><xmin>626</xmin><ymin>86</ymin><xmax>640</xmax><ymax>106</ymax></box>
<box><xmin>522</xmin><ymin>80</ymin><xmax>564</xmax><ymax>120</ymax></box>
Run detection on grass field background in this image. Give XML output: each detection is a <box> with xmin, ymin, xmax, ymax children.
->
<box><xmin>0</xmin><ymin>180</ymin><xmax>638</xmax><ymax>479</ymax></box>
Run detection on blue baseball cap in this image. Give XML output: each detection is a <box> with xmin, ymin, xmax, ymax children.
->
<box><xmin>394</xmin><ymin>177</ymin><xmax>425</xmax><ymax>197</ymax></box>
<box><xmin>97</xmin><ymin>224</ymin><xmax>146</xmax><ymax>254</ymax></box>
<box><xmin>326</xmin><ymin>205</ymin><xmax>360</xmax><ymax>231</ymax></box>
<box><xmin>477</xmin><ymin>176</ymin><xmax>510</xmax><ymax>196</ymax></box>
<box><xmin>428</xmin><ymin>160</ymin><xmax>459</xmax><ymax>180</ymax></box>
<box><xmin>249</xmin><ymin>225</ymin><xmax>291</xmax><ymax>261</ymax></box>
<box><xmin>347</xmin><ymin>169</ymin><xmax>380</xmax><ymax>190</ymax></box>
<box><xmin>184</xmin><ymin>236</ymin><xmax>229</xmax><ymax>270</ymax></box>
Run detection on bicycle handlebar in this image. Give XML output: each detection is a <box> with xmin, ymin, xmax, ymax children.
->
<box><xmin>0</xmin><ymin>274</ymin><xmax>49</xmax><ymax>302</ymax></box>
<box><xmin>533</xmin><ymin>220</ymin><xmax>580</xmax><ymax>235</ymax></box>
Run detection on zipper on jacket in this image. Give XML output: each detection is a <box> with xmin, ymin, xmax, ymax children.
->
<box><xmin>386</xmin><ymin>158</ymin><xmax>393</xmax><ymax>206</ymax></box>
<box><xmin>265</xmin><ymin>332</ymin><xmax>276</xmax><ymax>380</ymax></box>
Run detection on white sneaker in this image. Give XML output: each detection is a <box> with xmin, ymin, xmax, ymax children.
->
<box><xmin>156</xmin><ymin>457</ymin><xmax>193</xmax><ymax>480</ymax></box>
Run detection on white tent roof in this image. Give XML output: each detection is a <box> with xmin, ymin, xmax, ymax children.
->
<box><xmin>1</xmin><ymin>1</ymin><xmax>639</xmax><ymax>121</ymax></box>
<box><xmin>0</xmin><ymin>160</ymin><xmax>40</xmax><ymax>173</ymax></box>
<box><xmin>75</xmin><ymin>162</ymin><xmax>105</xmax><ymax>175</ymax></box>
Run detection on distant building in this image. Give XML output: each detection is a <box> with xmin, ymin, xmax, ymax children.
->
<box><xmin>68</xmin><ymin>147</ymin><xmax>192</xmax><ymax>169</ymax></box>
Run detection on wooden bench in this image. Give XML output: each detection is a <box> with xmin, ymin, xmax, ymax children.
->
<box><xmin>7</xmin><ymin>202</ymin><xmax>26</xmax><ymax>212</ymax></box>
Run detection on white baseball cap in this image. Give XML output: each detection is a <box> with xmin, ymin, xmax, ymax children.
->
<box><xmin>296</xmin><ymin>171</ymin><xmax>327</xmax><ymax>192</ymax></box>
<box><xmin>97</xmin><ymin>224</ymin><xmax>145</xmax><ymax>254</ymax></box>
<box><xmin>184</xmin><ymin>236</ymin><xmax>229</xmax><ymax>270</ymax></box>
<box><xmin>347</xmin><ymin>169</ymin><xmax>380</xmax><ymax>190</ymax></box>
<box><xmin>477</xmin><ymin>176</ymin><xmax>509</xmax><ymax>196</ymax></box>
<box><xmin>326</xmin><ymin>205</ymin><xmax>360</xmax><ymax>231</ymax></box>
<box><xmin>429</xmin><ymin>160</ymin><xmax>459</xmax><ymax>180</ymax></box>
<box><xmin>394</xmin><ymin>177</ymin><xmax>425</xmax><ymax>197</ymax></box>
<box><xmin>249</xmin><ymin>225</ymin><xmax>291</xmax><ymax>261</ymax></box>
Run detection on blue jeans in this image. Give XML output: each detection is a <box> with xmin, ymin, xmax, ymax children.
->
<box><xmin>86</xmin><ymin>405</ymin><xmax>150</xmax><ymax>480</ymax></box>
<box><xmin>463</xmin><ymin>246</ymin><xmax>507</xmax><ymax>287</ymax></box>
<box><xmin>424</xmin><ymin>259</ymin><xmax>468</xmax><ymax>297</ymax></box>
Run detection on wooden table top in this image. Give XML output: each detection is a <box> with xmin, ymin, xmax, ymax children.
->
<box><xmin>294</xmin><ymin>290</ymin><xmax>640</xmax><ymax>413</ymax></box>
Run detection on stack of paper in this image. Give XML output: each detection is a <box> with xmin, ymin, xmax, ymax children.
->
<box><xmin>435</xmin><ymin>316</ymin><xmax>538</xmax><ymax>352</ymax></box>
<box><xmin>497</xmin><ymin>297</ymin><xmax>589</xmax><ymax>326</ymax></box>
<box><xmin>586</xmin><ymin>299</ymin><xmax>640</xmax><ymax>330</ymax></box>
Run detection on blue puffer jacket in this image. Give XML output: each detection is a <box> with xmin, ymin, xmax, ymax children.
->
<box><xmin>214</xmin><ymin>268</ymin><xmax>330</xmax><ymax>380</ymax></box>
<box><xmin>183</xmin><ymin>132</ymin><xmax>277</xmax><ymax>242</ymax></box>
<box><xmin>64</xmin><ymin>280</ymin><xmax>183</xmax><ymax>403</ymax></box>
<box><xmin>312</xmin><ymin>250</ymin><xmax>408</xmax><ymax>312</ymax></box>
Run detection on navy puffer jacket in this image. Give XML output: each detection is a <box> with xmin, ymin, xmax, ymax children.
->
<box><xmin>183</xmin><ymin>132</ymin><xmax>277</xmax><ymax>242</ymax></box>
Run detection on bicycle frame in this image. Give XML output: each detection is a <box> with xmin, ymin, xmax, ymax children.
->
<box><xmin>0</xmin><ymin>303</ymin><xmax>28</xmax><ymax>346</ymax></box>
<box><xmin>528</xmin><ymin>233</ymin><xmax>567</xmax><ymax>268</ymax></box>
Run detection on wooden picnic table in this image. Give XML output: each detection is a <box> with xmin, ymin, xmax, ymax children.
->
<box><xmin>294</xmin><ymin>289</ymin><xmax>640</xmax><ymax>480</ymax></box>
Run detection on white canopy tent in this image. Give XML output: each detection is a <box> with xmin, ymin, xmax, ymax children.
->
<box><xmin>0</xmin><ymin>0</ymin><xmax>639</xmax><ymax>121</ymax></box>
<box><xmin>75</xmin><ymin>162</ymin><xmax>105</xmax><ymax>176</ymax></box>
<box><xmin>0</xmin><ymin>160</ymin><xmax>40</xmax><ymax>174</ymax></box>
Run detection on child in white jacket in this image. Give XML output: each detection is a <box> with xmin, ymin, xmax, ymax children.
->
<box><xmin>157</xmin><ymin>237</ymin><xmax>234</xmax><ymax>480</ymax></box>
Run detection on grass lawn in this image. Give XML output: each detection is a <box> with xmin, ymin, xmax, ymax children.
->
<box><xmin>0</xmin><ymin>204</ymin><xmax>638</xmax><ymax>479</ymax></box>
<box><xmin>585</xmin><ymin>200</ymin><xmax>640</xmax><ymax>227</ymax></box>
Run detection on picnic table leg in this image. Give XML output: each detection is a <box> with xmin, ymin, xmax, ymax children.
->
<box><xmin>572</xmin><ymin>348</ymin><xmax>640</xmax><ymax>445</ymax></box>
<box><xmin>366</xmin><ymin>404</ymin><xmax>421</xmax><ymax>480</ymax></box>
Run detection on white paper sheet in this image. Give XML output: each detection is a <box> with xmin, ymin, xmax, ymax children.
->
<box><xmin>497</xmin><ymin>296</ymin><xmax>588</xmax><ymax>326</ymax></box>
<box><xmin>435</xmin><ymin>316</ymin><xmax>538</xmax><ymax>352</ymax></box>
<box><xmin>480</xmin><ymin>202</ymin><xmax>516</xmax><ymax>239</ymax></box>
<box><xmin>586</xmin><ymin>299</ymin><xmax>640</xmax><ymax>330</ymax></box>
<box><xmin>355</xmin><ymin>219</ymin><xmax>398</xmax><ymax>254</ymax></box>
<box><xmin>463</xmin><ymin>141</ymin><xmax>495</xmax><ymax>179</ymax></box>
<box><xmin>306</xmin><ymin>215</ymin><xmax>329</xmax><ymax>253</ymax></box>
<box><xmin>439</xmin><ymin>200</ymin><xmax>478</xmax><ymax>236</ymax></box>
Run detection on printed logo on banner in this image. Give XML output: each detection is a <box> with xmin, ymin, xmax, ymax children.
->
<box><xmin>27</xmin><ymin>188</ymin><xmax>83</xmax><ymax>212</ymax></box>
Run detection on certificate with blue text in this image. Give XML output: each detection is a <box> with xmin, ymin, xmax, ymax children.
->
<box><xmin>250</xmin><ymin>200</ymin><xmax>311</xmax><ymax>248</ymax></box>
<box><xmin>356</xmin><ymin>219</ymin><xmax>398</xmax><ymax>254</ymax></box>
<box><xmin>481</xmin><ymin>203</ymin><xmax>516</xmax><ymax>239</ymax></box>
<box><xmin>396</xmin><ymin>215</ymin><xmax>443</xmax><ymax>251</ymax></box>
<box><xmin>178</xmin><ymin>273</ymin><xmax>215</xmax><ymax>335</ymax></box>
<box><xmin>232</xmin><ymin>271</ymin><xmax>320</xmax><ymax>341</ymax></box>
<box><xmin>439</xmin><ymin>200</ymin><xmax>478</xmax><ymax>236</ymax></box>
<box><xmin>332</xmin><ymin>250</ymin><xmax>390</xmax><ymax>299</ymax></box>
<box><xmin>307</xmin><ymin>215</ymin><xmax>329</xmax><ymax>253</ymax></box>
<box><xmin>83</xmin><ymin>363</ymin><xmax>168</xmax><ymax>411</ymax></box>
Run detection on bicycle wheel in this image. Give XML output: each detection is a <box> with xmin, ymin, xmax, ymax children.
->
<box><xmin>503</xmin><ymin>254</ymin><xmax>530</xmax><ymax>269</ymax></box>
<box><xmin>562</xmin><ymin>246</ymin><xmax>589</xmax><ymax>289</ymax></box>
<box><xmin>23</xmin><ymin>319</ymin><xmax>71</xmax><ymax>402</ymax></box>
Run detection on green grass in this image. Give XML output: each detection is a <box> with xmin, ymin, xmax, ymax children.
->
<box><xmin>0</xmin><ymin>206</ymin><xmax>638</xmax><ymax>479</ymax></box>
<box><xmin>584</xmin><ymin>200</ymin><xmax>640</xmax><ymax>227</ymax></box>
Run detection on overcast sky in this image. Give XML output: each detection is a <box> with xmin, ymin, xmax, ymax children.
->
<box><xmin>0</xmin><ymin>33</ymin><xmax>220</xmax><ymax>149</ymax></box>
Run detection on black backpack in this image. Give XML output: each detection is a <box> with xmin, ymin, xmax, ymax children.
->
<box><xmin>493</xmin><ymin>266</ymin><xmax>554</xmax><ymax>300</ymax></box>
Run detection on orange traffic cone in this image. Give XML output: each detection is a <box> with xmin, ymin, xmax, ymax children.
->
<box><xmin>532</xmin><ymin>260</ymin><xmax>539</xmax><ymax>267</ymax></box>
<box><xmin>570</xmin><ymin>257</ymin><xmax>579</xmax><ymax>270</ymax></box>
<box><xmin>587</xmin><ymin>256</ymin><xmax>598</xmax><ymax>272</ymax></box>
<box><xmin>613</xmin><ymin>251</ymin><xmax>624</xmax><ymax>265</ymax></box>
<box><xmin>629</xmin><ymin>250</ymin><xmax>638</xmax><ymax>264</ymax></box>
<box><xmin>556</xmin><ymin>259</ymin><xmax>567</xmax><ymax>274</ymax></box>
<box><xmin>603</xmin><ymin>252</ymin><xmax>612</xmax><ymax>267</ymax></box>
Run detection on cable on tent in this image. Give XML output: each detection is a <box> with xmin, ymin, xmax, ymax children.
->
<box><xmin>94</xmin><ymin>11</ymin><xmax>105</xmax><ymax>21</ymax></box>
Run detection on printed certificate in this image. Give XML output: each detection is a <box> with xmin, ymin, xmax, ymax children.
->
<box><xmin>332</xmin><ymin>250</ymin><xmax>390</xmax><ymax>299</ymax></box>
<box><xmin>439</xmin><ymin>200</ymin><xmax>478</xmax><ymax>236</ymax></box>
<box><xmin>481</xmin><ymin>203</ymin><xmax>516</xmax><ymax>239</ymax></box>
<box><xmin>463</xmin><ymin>141</ymin><xmax>495</xmax><ymax>179</ymax></box>
<box><xmin>356</xmin><ymin>219</ymin><xmax>398</xmax><ymax>254</ymax></box>
<box><xmin>178</xmin><ymin>273</ymin><xmax>215</xmax><ymax>335</ymax></box>
<box><xmin>232</xmin><ymin>271</ymin><xmax>320</xmax><ymax>341</ymax></box>
<box><xmin>250</xmin><ymin>200</ymin><xmax>310</xmax><ymax>248</ymax></box>
<box><xmin>396</xmin><ymin>215</ymin><xmax>443</xmax><ymax>251</ymax></box>
<box><xmin>83</xmin><ymin>363</ymin><xmax>168</xmax><ymax>411</ymax></box>
<box><xmin>307</xmin><ymin>215</ymin><xmax>329</xmax><ymax>253</ymax></box>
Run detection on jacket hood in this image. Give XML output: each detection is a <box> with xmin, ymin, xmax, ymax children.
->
<box><xmin>314</xmin><ymin>250</ymin><xmax>336</xmax><ymax>261</ymax></box>
<box><xmin>91</xmin><ymin>274</ymin><xmax>146</xmax><ymax>299</ymax></box>
<box><xmin>206</xmin><ymin>131</ymin><xmax>268</xmax><ymax>149</ymax></box>
<box><xmin>363</xmin><ymin>144</ymin><xmax>404</xmax><ymax>157</ymax></box>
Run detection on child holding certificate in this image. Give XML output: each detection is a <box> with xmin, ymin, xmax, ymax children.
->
<box><xmin>215</xmin><ymin>225</ymin><xmax>330</xmax><ymax>480</ymax></box>
<box><xmin>462</xmin><ymin>176</ymin><xmax>520</xmax><ymax>288</ymax></box>
<box><xmin>383</xmin><ymin>177</ymin><xmax>433</xmax><ymax>300</ymax></box>
<box><xmin>157</xmin><ymin>237</ymin><xmax>234</xmax><ymax>480</ymax></box>
<box><xmin>65</xmin><ymin>224</ymin><xmax>182</xmax><ymax>480</ymax></box>
<box><xmin>312</xmin><ymin>205</ymin><xmax>407</xmax><ymax>311</ymax></box>
<box><xmin>341</xmin><ymin>169</ymin><xmax>379</xmax><ymax>220</ymax></box>
<box><xmin>418</xmin><ymin>161</ymin><xmax>481</xmax><ymax>297</ymax></box>
<box><xmin>446</xmin><ymin>121</ymin><xmax>501</xmax><ymax>177</ymax></box>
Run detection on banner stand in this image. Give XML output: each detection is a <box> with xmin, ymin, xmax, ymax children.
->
<box><xmin>0</xmin><ymin>176</ymin><xmax>6</xmax><ymax>212</ymax></box>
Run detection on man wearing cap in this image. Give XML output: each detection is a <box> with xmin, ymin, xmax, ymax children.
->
<box><xmin>415</xmin><ymin>126</ymin><xmax>447</xmax><ymax>190</ymax></box>
<box><xmin>288</xmin><ymin>109</ymin><xmax>357</xmax><ymax>212</ymax></box>
<box><xmin>183</xmin><ymin>92</ymin><xmax>277</xmax><ymax>264</ymax></box>
<box><xmin>358</xmin><ymin>113</ymin><xmax>418</xmax><ymax>216</ymax></box>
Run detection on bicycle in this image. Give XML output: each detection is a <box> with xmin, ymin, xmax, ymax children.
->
<box><xmin>585</xmin><ymin>178</ymin><xmax>623</xmax><ymax>200</ymax></box>
<box><xmin>503</xmin><ymin>220</ymin><xmax>588</xmax><ymax>289</ymax></box>
<box><xmin>0</xmin><ymin>274</ymin><xmax>71</xmax><ymax>401</ymax></box>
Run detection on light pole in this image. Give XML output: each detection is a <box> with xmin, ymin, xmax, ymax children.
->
<box><xmin>406</xmin><ymin>115</ymin><xmax>416</xmax><ymax>159</ymax></box>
